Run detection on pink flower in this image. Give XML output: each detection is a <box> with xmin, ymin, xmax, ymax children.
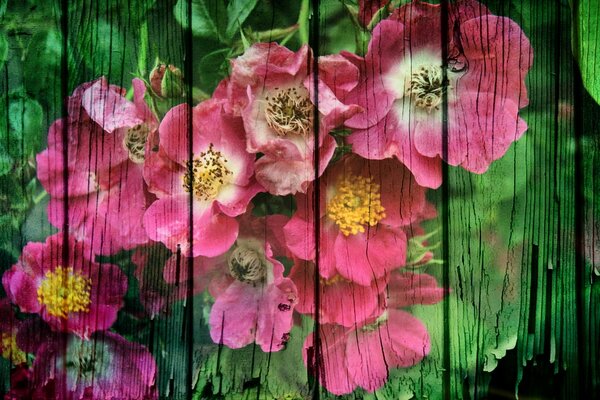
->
<box><xmin>1</xmin><ymin>233</ymin><xmax>127</xmax><ymax>339</ymax></box>
<box><xmin>143</xmin><ymin>99</ymin><xmax>263</xmax><ymax>257</ymax></box>
<box><xmin>304</xmin><ymin>311</ymin><xmax>430</xmax><ymax>395</ymax></box>
<box><xmin>30</xmin><ymin>330</ymin><xmax>157</xmax><ymax>399</ymax></box>
<box><xmin>344</xmin><ymin>0</ymin><xmax>533</xmax><ymax>188</ymax></box>
<box><xmin>36</xmin><ymin>77</ymin><xmax>157</xmax><ymax>255</ymax></box>
<box><xmin>385</xmin><ymin>271</ymin><xmax>446</xmax><ymax>308</ymax></box>
<box><xmin>284</xmin><ymin>155</ymin><xmax>430</xmax><ymax>286</ymax></box>
<box><xmin>226</xmin><ymin>43</ymin><xmax>362</xmax><ymax>195</ymax></box>
<box><xmin>303</xmin><ymin>271</ymin><xmax>445</xmax><ymax>395</ymax></box>
<box><xmin>289</xmin><ymin>259</ymin><xmax>387</xmax><ymax>327</ymax></box>
<box><xmin>208</xmin><ymin>213</ymin><xmax>298</xmax><ymax>352</ymax></box>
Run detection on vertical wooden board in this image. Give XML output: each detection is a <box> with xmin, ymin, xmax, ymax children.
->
<box><xmin>580</xmin><ymin>61</ymin><xmax>600</xmax><ymax>398</ymax></box>
<box><xmin>1</xmin><ymin>0</ymin><xmax>600</xmax><ymax>398</ymax></box>
<box><xmin>0</xmin><ymin>0</ymin><xmax>63</xmax><ymax>391</ymax></box>
<box><xmin>575</xmin><ymin>0</ymin><xmax>600</xmax><ymax>396</ymax></box>
<box><xmin>441</xmin><ymin>0</ymin><xmax>577</xmax><ymax>398</ymax></box>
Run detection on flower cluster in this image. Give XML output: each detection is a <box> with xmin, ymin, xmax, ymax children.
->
<box><xmin>1</xmin><ymin>0</ymin><xmax>531</xmax><ymax>396</ymax></box>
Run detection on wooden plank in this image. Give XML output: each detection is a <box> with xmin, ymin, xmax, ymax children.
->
<box><xmin>0</xmin><ymin>0</ymin><xmax>599</xmax><ymax>398</ymax></box>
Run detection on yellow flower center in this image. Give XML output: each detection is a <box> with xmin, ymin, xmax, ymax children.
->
<box><xmin>37</xmin><ymin>266</ymin><xmax>92</xmax><ymax>319</ymax></box>
<box><xmin>405</xmin><ymin>65</ymin><xmax>444</xmax><ymax>112</ymax></box>
<box><xmin>327</xmin><ymin>175</ymin><xmax>386</xmax><ymax>236</ymax></box>
<box><xmin>264</xmin><ymin>86</ymin><xmax>313</xmax><ymax>137</ymax></box>
<box><xmin>1</xmin><ymin>332</ymin><xmax>26</xmax><ymax>365</ymax></box>
<box><xmin>182</xmin><ymin>143</ymin><xmax>233</xmax><ymax>201</ymax></box>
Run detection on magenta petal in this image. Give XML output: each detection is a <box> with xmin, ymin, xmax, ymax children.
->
<box><xmin>386</xmin><ymin>310</ymin><xmax>431</xmax><ymax>367</ymax></box>
<box><xmin>143</xmin><ymin>147</ymin><xmax>186</xmax><ymax>197</ymax></box>
<box><xmin>291</xmin><ymin>262</ymin><xmax>385</xmax><ymax>327</ymax></box>
<box><xmin>345</xmin><ymin>325</ymin><xmax>391</xmax><ymax>392</ymax></box>
<box><xmin>284</xmin><ymin>208</ymin><xmax>316</xmax><ymax>261</ymax></box>
<box><xmin>158</xmin><ymin>104</ymin><xmax>193</xmax><ymax>166</ymax></box>
<box><xmin>143</xmin><ymin>195</ymin><xmax>191</xmax><ymax>253</ymax></box>
<box><xmin>102</xmin><ymin>165</ymin><xmax>149</xmax><ymax>249</ymax></box>
<box><xmin>303</xmin><ymin>326</ymin><xmax>356</xmax><ymax>395</ymax></box>
<box><xmin>191</xmin><ymin>210</ymin><xmax>239</xmax><ymax>257</ymax></box>
<box><xmin>334</xmin><ymin>228</ymin><xmax>406</xmax><ymax>286</ymax></box>
<box><xmin>318</xmin><ymin>53</ymin><xmax>361</xmax><ymax>96</ymax></box>
<box><xmin>209</xmin><ymin>281</ymin><xmax>260</xmax><ymax>349</ymax></box>
<box><xmin>2</xmin><ymin>268</ymin><xmax>41</xmax><ymax>314</ymax></box>
<box><xmin>81</xmin><ymin>78</ymin><xmax>142</xmax><ymax>133</ymax></box>
<box><xmin>459</xmin><ymin>16</ymin><xmax>532</xmax><ymax>108</ymax></box>
<box><xmin>366</xmin><ymin>19</ymin><xmax>406</xmax><ymax>73</ymax></box>
<box><xmin>387</xmin><ymin>273</ymin><xmax>446</xmax><ymax>308</ymax></box>
<box><xmin>256</xmin><ymin>277</ymin><xmax>298</xmax><ymax>352</ymax></box>
<box><xmin>377</xmin><ymin>159</ymin><xmax>427</xmax><ymax>227</ymax></box>
<box><xmin>216</xmin><ymin>180</ymin><xmax>264</xmax><ymax>217</ymax></box>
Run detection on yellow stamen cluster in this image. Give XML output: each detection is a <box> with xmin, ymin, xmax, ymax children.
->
<box><xmin>405</xmin><ymin>65</ymin><xmax>444</xmax><ymax>112</ymax></box>
<box><xmin>264</xmin><ymin>86</ymin><xmax>313</xmax><ymax>137</ymax></box>
<box><xmin>37</xmin><ymin>266</ymin><xmax>92</xmax><ymax>319</ymax></box>
<box><xmin>327</xmin><ymin>175</ymin><xmax>386</xmax><ymax>236</ymax></box>
<box><xmin>182</xmin><ymin>143</ymin><xmax>233</xmax><ymax>201</ymax></box>
<box><xmin>1</xmin><ymin>332</ymin><xmax>26</xmax><ymax>365</ymax></box>
<box><xmin>123</xmin><ymin>123</ymin><xmax>151</xmax><ymax>163</ymax></box>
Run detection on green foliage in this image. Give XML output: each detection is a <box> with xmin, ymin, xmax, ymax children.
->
<box><xmin>197</xmin><ymin>48</ymin><xmax>231</xmax><ymax>90</ymax></box>
<box><xmin>0</xmin><ymin>31</ymin><xmax>7</xmax><ymax>69</ymax></box>
<box><xmin>174</xmin><ymin>0</ymin><xmax>228</xmax><ymax>42</ymax></box>
<box><xmin>226</xmin><ymin>0</ymin><xmax>259</xmax><ymax>39</ymax></box>
<box><xmin>251</xmin><ymin>193</ymin><xmax>296</xmax><ymax>217</ymax></box>
<box><xmin>5</xmin><ymin>92</ymin><xmax>43</xmax><ymax>161</ymax></box>
<box><xmin>575</xmin><ymin>0</ymin><xmax>600</xmax><ymax>105</ymax></box>
<box><xmin>193</xmin><ymin>325</ymin><xmax>310</xmax><ymax>399</ymax></box>
<box><xmin>22</xmin><ymin>29</ymin><xmax>63</xmax><ymax>113</ymax></box>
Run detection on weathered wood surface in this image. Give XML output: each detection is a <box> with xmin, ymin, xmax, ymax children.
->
<box><xmin>0</xmin><ymin>0</ymin><xmax>599</xmax><ymax>399</ymax></box>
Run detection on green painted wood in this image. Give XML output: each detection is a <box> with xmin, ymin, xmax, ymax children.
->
<box><xmin>0</xmin><ymin>1</ymin><xmax>598</xmax><ymax>399</ymax></box>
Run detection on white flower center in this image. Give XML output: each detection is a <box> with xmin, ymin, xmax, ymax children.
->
<box><xmin>405</xmin><ymin>65</ymin><xmax>444</xmax><ymax>112</ymax></box>
<box><xmin>123</xmin><ymin>123</ymin><xmax>152</xmax><ymax>163</ymax></box>
<box><xmin>228</xmin><ymin>240</ymin><xmax>268</xmax><ymax>284</ymax></box>
<box><xmin>264</xmin><ymin>86</ymin><xmax>313</xmax><ymax>137</ymax></box>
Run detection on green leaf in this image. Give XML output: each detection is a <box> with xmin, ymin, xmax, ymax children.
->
<box><xmin>5</xmin><ymin>93</ymin><xmax>43</xmax><ymax>160</ymax></box>
<box><xmin>0</xmin><ymin>0</ymin><xmax>7</xmax><ymax>20</ymax></box>
<box><xmin>225</xmin><ymin>0</ymin><xmax>258</xmax><ymax>39</ymax></box>
<box><xmin>22</xmin><ymin>195</ymin><xmax>57</xmax><ymax>244</ymax></box>
<box><xmin>0</xmin><ymin>150</ymin><xmax>13</xmax><ymax>176</ymax></box>
<box><xmin>0</xmin><ymin>30</ymin><xmax>7</xmax><ymax>69</ymax></box>
<box><xmin>70</xmin><ymin>18</ymin><xmax>136</xmax><ymax>82</ymax></box>
<box><xmin>23</xmin><ymin>29</ymin><xmax>63</xmax><ymax>115</ymax></box>
<box><xmin>575</xmin><ymin>0</ymin><xmax>600</xmax><ymax>104</ymax></box>
<box><xmin>174</xmin><ymin>0</ymin><xmax>227</xmax><ymax>42</ymax></box>
<box><xmin>197</xmin><ymin>48</ymin><xmax>230</xmax><ymax>91</ymax></box>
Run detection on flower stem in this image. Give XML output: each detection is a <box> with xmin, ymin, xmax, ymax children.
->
<box><xmin>138</xmin><ymin>19</ymin><xmax>149</xmax><ymax>77</ymax></box>
<box><xmin>298</xmin><ymin>0</ymin><xmax>310</xmax><ymax>45</ymax></box>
